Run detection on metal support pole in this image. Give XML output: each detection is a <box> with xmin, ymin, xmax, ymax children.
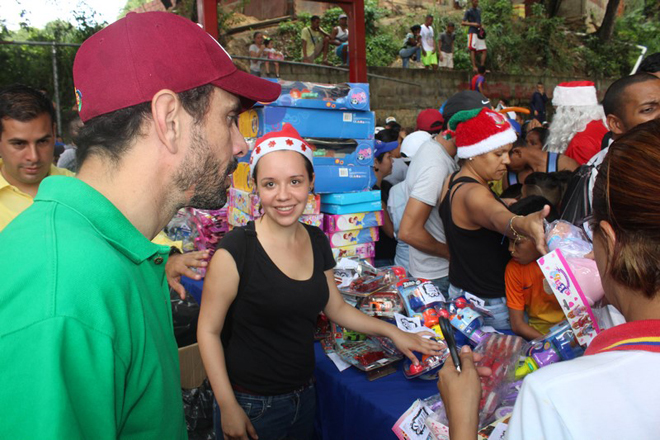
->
<box><xmin>51</xmin><ymin>44</ymin><xmax>62</xmax><ymax>138</ymax></box>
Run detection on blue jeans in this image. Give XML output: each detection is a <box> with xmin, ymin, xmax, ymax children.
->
<box><xmin>214</xmin><ymin>384</ymin><xmax>316</xmax><ymax>440</ymax></box>
<box><xmin>448</xmin><ymin>284</ymin><xmax>511</xmax><ymax>330</ymax></box>
<box><xmin>428</xmin><ymin>276</ymin><xmax>450</xmax><ymax>296</ymax></box>
<box><xmin>399</xmin><ymin>46</ymin><xmax>421</xmax><ymax>68</ymax></box>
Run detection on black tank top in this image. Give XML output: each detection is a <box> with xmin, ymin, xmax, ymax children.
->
<box><xmin>439</xmin><ymin>172</ymin><xmax>511</xmax><ymax>298</ymax></box>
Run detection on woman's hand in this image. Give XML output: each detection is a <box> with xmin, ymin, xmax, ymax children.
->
<box><xmin>437</xmin><ymin>346</ymin><xmax>484</xmax><ymax>440</ymax></box>
<box><xmin>518</xmin><ymin>205</ymin><xmax>550</xmax><ymax>256</ymax></box>
<box><xmin>389</xmin><ymin>329</ymin><xmax>446</xmax><ymax>365</ymax></box>
<box><xmin>166</xmin><ymin>250</ymin><xmax>210</xmax><ymax>300</ymax></box>
<box><xmin>221</xmin><ymin>402</ymin><xmax>259</xmax><ymax>440</ymax></box>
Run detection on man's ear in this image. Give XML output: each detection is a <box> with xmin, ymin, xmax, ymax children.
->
<box><xmin>152</xmin><ymin>90</ymin><xmax>183</xmax><ymax>155</ymax></box>
<box><xmin>606</xmin><ymin>114</ymin><xmax>625</xmax><ymax>135</ymax></box>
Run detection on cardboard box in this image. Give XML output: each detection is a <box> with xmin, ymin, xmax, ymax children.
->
<box><xmin>239</xmin><ymin>107</ymin><xmax>375</xmax><ymax>139</ymax></box>
<box><xmin>321</xmin><ymin>200</ymin><xmax>382</xmax><ymax>215</ymax></box>
<box><xmin>179</xmin><ymin>343</ymin><xmax>207</xmax><ymax>389</ymax></box>
<box><xmin>324</xmin><ymin>211</ymin><xmax>384</xmax><ymax>233</ymax></box>
<box><xmin>315</xmin><ymin>165</ymin><xmax>375</xmax><ymax>194</ymax></box>
<box><xmin>321</xmin><ymin>190</ymin><xmax>380</xmax><ymax>205</ymax></box>
<box><xmin>326</xmin><ymin>227</ymin><xmax>379</xmax><ymax>247</ymax></box>
<box><xmin>311</xmin><ymin>138</ymin><xmax>374</xmax><ymax>167</ymax></box>
<box><xmin>331</xmin><ymin>242</ymin><xmax>376</xmax><ymax>260</ymax></box>
<box><xmin>263</xmin><ymin>79</ymin><xmax>370</xmax><ymax>111</ymax></box>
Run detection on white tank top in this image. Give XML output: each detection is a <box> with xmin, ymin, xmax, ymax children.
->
<box><xmin>335</xmin><ymin>26</ymin><xmax>349</xmax><ymax>42</ymax></box>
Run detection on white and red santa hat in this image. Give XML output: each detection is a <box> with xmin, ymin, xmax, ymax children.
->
<box><xmin>447</xmin><ymin>107</ymin><xmax>517</xmax><ymax>159</ymax></box>
<box><xmin>552</xmin><ymin>81</ymin><xmax>599</xmax><ymax>107</ymax></box>
<box><xmin>249</xmin><ymin>124</ymin><xmax>314</xmax><ymax>176</ymax></box>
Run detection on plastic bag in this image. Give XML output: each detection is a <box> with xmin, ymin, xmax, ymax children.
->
<box><xmin>545</xmin><ymin>220</ymin><xmax>592</xmax><ymax>258</ymax></box>
<box><xmin>182</xmin><ymin>379</ymin><xmax>215</xmax><ymax>440</ymax></box>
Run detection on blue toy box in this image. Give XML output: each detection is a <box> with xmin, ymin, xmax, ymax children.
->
<box><xmin>321</xmin><ymin>190</ymin><xmax>380</xmax><ymax>205</ymax></box>
<box><xmin>321</xmin><ymin>200</ymin><xmax>382</xmax><ymax>215</ymax></box>
<box><xmin>310</xmin><ymin>138</ymin><xmax>374</xmax><ymax>167</ymax></box>
<box><xmin>239</xmin><ymin>107</ymin><xmax>375</xmax><ymax>140</ymax></box>
<box><xmin>314</xmin><ymin>165</ymin><xmax>375</xmax><ymax>194</ymax></box>
<box><xmin>262</xmin><ymin>79</ymin><xmax>370</xmax><ymax>111</ymax></box>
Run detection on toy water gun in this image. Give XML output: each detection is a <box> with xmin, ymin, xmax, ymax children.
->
<box><xmin>515</xmin><ymin>321</ymin><xmax>584</xmax><ymax>379</ymax></box>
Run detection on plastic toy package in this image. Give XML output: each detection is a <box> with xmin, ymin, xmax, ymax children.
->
<box><xmin>325</xmin><ymin>322</ymin><xmax>403</xmax><ymax>372</ymax></box>
<box><xmin>473</xmin><ymin>333</ymin><xmax>525</xmax><ymax>426</ymax></box>
<box><xmin>334</xmin><ymin>259</ymin><xmax>407</xmax><ymax>298</ymax></box>
<box><xmin>357</xmin><ymin>290</ymin><xmax>405</xmax><ymax>318</ymax></box>
<box><xmin>545</xmin><ymin>220</ymin><xmax>592</xmax><ymax>258</ymax></box>
<box><xmin>515</xmin><ymin>320</ymin><xmax>584</xmax><ymax>379</ymax></box>
<box><xmin>397</xmin><ymin>279</ymin><xmax>447</xmax><ymax>318</ymax></box>
<box><xmin>402</xmin><ymin>337</ymin><xmax>450</xmax><ymax>379</ymax></box>
<box><xmin>443</xmin><ymin>298</ymin><xmax>489</xmax><ymax>346</ymax></box>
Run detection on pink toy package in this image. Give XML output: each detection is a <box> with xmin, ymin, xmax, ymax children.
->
<box><xmin>331</xmin><ymin>242</ymin><xmax>376</xmax><ymax>260</ymax></box>
<box><xmin>323</xmin><ymin>211</ymin><xmax>384</xmax><ymax>233</ymax></box>
<box><xmin>537</xmin><ymin>249</ymin><xmax>602</xmax><ymax>346</ymax></box>
<box><xmin>299</xmin><ymin>213</ymin><xmax>323</xmax><ymax>228</ymax></box>
<box><xmin>228</xmin><ymin>187</ymin><xmax>261</xmax><ymax>217</ymax></box>
<box><xmin>326</xmin><ymin>227</ymin><xmax>379</xmax><ymax>247</ymax></box>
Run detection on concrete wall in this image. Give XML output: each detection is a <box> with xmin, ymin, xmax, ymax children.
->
<box><xmin>271</xmin><ymin>63</ymin><xmax>615</xmax><ymax>128</ymax></box>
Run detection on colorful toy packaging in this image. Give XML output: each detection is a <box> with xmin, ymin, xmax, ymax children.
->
<box><xmin>326</xmin><ymin>227</ymin><xmax>379</xmax><ymax>247</ymax></box>
<box><xmin>321</xmin><ymin>190</ymin><xmax>380</xmax><ymax>205</ymax></box>
<box><xmin>311</xmin><ymin>138</ymin><xmax>374</xmax><ymax>167</ymax></box>
<box><xmin>402</xmin><ymin>337</ymin><xmax>449</xmax><ymax>379</ymax></box>
<box><xmin>331</xmin><ymin>242</ymin><xmax>376</xmax><ymax>261</ymax></box>
<box><xmin>443</xmin><ymin>298</ymin><xmax>489</xmax><ymax>346</ymax></box>
<box><xmin>334</xmin><ymin>259</ymin><xmax>406</xmax><ymax>298</ymax></box>
<box><xmin>263</xmin><ymin>79</ymin><xmax>370</xmax><ymax>111</ymax></box>
<box><xmin>324</xmin><ymin>211</ymin><xmax>384</xmax><ymax>233</ymax></box>
<box><xmin>321</xmin><ymin>200</ymin><xmax>382</xmax><ymax>215</ymax></box>
<box><xmin>299</xmin><ymin>213</ymin><xmax>323</xmax><ymax>228</ymax></box>
<box><xmin>357</xmin><ymin>290</ymin><xmax>405</xmax><ymax>319</ymax></box>
<box><xmin>325</xmin><ymin>322</ymin><xmax>403</xmax><ymax>373</ymax></box>
<box><xmin>239</xmin><ymin>106</ymin><xmax>376</xmax><ymax>139</ymax></box>
<box><xmin>314</xmin><ymin>165</ymin><xmax>375</xmax><ymax>194</ymax></box>
<box><xmin>515</xmin><ymin>320</ymin><xmax>584</xmax><ymax>379</ymax></box>
<box><xmin>228</xmin><ymin>187</ymin><xmax>261</xmax><ymax>217</ymax></box>
<box><xmin>227</xmin><ymin>206</ymin><xmax>253</xmax><ymax>228</ymax></box>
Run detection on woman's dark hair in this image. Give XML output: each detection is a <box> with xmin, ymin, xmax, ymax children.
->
<box><xmin>0</xmin><ymin>84</ymin><xmax>55</xmax><ymax>134</ymax></box>
<box><xmin>410</xmin><ymin>25</ymin><xmax>421</xmax><ymax>33</ymax></box>
<box><xmin>509</xmin><ymin>195</ymin><xmax>557</xmax><ymax>222</ymax></box>
<box><xmin>76</xmin><ymin>83</ymin><xmax>215</xmax><ymax>166</ymax></box>
<box><xmin>592</xmin><ymin>118</ymin><xmax>660</xmax><ymax>299</ymax></box>
<box><xmin>252</xmin><ymin>153</ymin><xmax>315</xmax><ymax>186</ymax></box>
<box><xmin>253</xmin><ymin>31</ymin><xmax>262</xmax><ymax>41</ymax></box>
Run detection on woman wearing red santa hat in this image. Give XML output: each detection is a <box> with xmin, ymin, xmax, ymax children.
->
<box><xmin>198</xmin><ymin>124</ymin><xmax>444</xmax><ymax>440</ymax></box>
<box><xmin>439</xmin><ymin>108</ymin><xmax>549</xmax><ymax>330</ymax></box>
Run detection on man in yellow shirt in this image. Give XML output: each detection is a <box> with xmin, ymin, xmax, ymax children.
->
<box><xmin>0</xmin><ymin>84</ymin><xmax>205</xmax><ymax>297</ymax></box>
<box><xmin>0</xmin><ymin>84</ymin><xmax>74</xmax><ymax>231</ymax></box>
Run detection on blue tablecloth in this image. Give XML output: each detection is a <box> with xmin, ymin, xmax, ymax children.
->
<box><xmin>313</xmin><ymin>342</ymin><xmax>438</xmax><ymax>440</ymax></box>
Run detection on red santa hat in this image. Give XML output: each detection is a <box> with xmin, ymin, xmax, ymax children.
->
<box><xmin>552</xmin><ymin>81</ymin><xmax>599</xmax><ymax>107</ymax></box>
<box><xmin>448</xmin><ymin>108</ymin><xmax>517</xmax><ymax>159</ymax></box>
<box><xmin>249</xmin><ymin>124</ymin><xmax>315</xmax><ymax>176</ymax></box>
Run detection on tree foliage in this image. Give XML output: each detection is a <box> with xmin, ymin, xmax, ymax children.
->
<box><xmin>0</xmin><ymin>12</ymin><xmax>105</xmax><ymax>138</ymax></box>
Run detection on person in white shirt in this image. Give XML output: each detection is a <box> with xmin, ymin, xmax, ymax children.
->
<box><xmin>437</xmin><ymin>119</ymin><xmax>660</xmax><ymax>440</ymax></box>
<box><xmin>420</xmin><ymin>15</ymin><xmax>438</xmax><ymax>70</ymax></box>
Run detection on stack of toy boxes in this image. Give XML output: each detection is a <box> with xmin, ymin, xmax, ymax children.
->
<box><xmin>321</xmin><ymin>190</ymin><xmax>382</xmax><ymax>265</ymax></box>
<box><xmin>236</xmin><ymin>79</ymin><xmax>381</xmax><ymax>262</ymax></box>
<box><xmin>227</xmin><ymin>166</ymin><xmax>322</xmax><ymax>229</ymax></box>
<box><xmin>238</xmin><ymin>79</ymin><xmax>376</xmax><ymax>194</ymax></box>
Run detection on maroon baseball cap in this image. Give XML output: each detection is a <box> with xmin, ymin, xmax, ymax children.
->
<box><xmin>416</xmin><ymin>109</ymin><xmax>444</xmax><ymax>133</ymax></box>
<box><xmin>73</xmin><ymin>12</ymin><xmax>281</xmax><ymax>122</ymax></box>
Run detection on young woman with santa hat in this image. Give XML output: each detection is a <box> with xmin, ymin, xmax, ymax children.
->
<box><xmin>198</xmin><ymin>124</ymin><xmax>443</xmax><ymax>440</ymax></box>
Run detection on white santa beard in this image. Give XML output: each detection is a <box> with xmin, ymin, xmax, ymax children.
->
<box><xmin>545</xmin><ymin>105</ymin><xmax>606</xmax><ymax>153</ymax></box>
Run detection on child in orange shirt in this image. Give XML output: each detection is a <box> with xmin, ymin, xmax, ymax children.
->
<box><xmin>506</xmin><ymin>196</ymin><xmax>564</xmax><ymax>339</ymax></box>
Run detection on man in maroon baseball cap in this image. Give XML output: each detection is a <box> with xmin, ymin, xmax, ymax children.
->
<box><xmin>0</xmin><ymin>11</ymin><xmax>280</xmax><ymax>439</ymax></box>
<box><xmin>416</xmin><ymin>108</ymin><xmax>444</xmax><ymax>134</ymax></box>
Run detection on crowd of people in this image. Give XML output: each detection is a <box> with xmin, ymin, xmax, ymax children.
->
<box><xmin>1</xmin><ymin>8</ymin><xmax>660</xmax><ymax>440</ymax></box>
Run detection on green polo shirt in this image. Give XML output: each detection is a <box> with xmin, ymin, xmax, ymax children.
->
<box><xmin>0</xmin><ymin>176</ymin><xmax>186</xmax><ymax>439</ymax></box>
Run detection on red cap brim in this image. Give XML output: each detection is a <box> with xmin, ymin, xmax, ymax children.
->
<box><xmin>212</xmin><ymin>69</ymin><xmax>281</xmax><ymax>112</ymax></box>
